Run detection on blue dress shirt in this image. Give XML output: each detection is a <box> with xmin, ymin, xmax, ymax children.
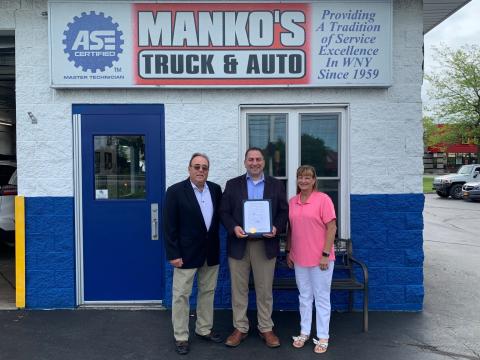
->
<box><xmin>246</xmin><ymin>173</ymin><xmax>265</xmax><ymax>200</ymax></box>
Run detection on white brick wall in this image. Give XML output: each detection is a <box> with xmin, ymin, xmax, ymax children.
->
<box><xmin>7</xmin><ymin>0</ymin><xmax>424</xmax><ymax>197</ymax></box>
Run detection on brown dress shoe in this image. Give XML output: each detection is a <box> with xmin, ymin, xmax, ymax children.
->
<box><xmin>225</xmin><ymin>329</ymin><xmax>248</xmax><ymax>347</ymax></box>
<box><xmin>259</xmin><ymin>330</ymin><xmax>281</xmax><ymax>348</ymax></box>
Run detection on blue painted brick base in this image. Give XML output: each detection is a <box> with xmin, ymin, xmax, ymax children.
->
<box><xmin>349</xmin><ymin>193</ymin><xmax>424</xmax><ymax>311</ymax></box>
<box><xmin>25</xmin><ymin>194</ymin><xmax>423</xmax><ymax>312</ymax></box>
<box><xmin>25</xmin><ymin>197</ymin><xmax>75</xmax><ymax>309</ymax></box>
<box><xmin>164</xmin><ymin>193</ymin><xmax>425</xmax><ymax>312</ymax></box>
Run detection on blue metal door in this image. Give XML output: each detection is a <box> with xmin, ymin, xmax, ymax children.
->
<box><xmin>76</xmin><ymin>104</ymin><xmax>165</xmax><ymax>302</ymax></box>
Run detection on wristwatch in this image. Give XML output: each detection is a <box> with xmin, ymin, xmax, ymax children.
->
<box><xmin>322</xmin><ymin>251</ymin><xmax>330</xmax><ymax>258</ymax></box>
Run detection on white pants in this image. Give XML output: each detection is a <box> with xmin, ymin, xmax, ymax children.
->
<box><xmin>294</xmin><ymin>261</ymin><xmax>334</xmax><ymax>339</ymax></box>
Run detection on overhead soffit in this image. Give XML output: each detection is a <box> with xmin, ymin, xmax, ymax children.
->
<box><xmin>424</xmin><ymin>0</ymin><xmax>472</xmax><ymax>33</ymax></box>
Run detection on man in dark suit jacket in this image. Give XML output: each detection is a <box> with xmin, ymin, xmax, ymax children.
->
<box><xmin>164</xmin><ymin>153</ymin><xmax>223</xmax><ymax>355</ymax></box>
<box><xmin>220</xmin><ymin>147</ymin><xmax>288</xmax><ymax>348</ymax></box>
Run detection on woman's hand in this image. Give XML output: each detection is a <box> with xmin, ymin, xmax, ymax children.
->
<box><xmin>319</xmin><ymin>256</ymin><xmax>329</xmax><ymax>271</ymax></box>
<box><xmin>286</xmin><ymin>253</ymin><xmax>294</xmax><ymax>269</ymax></box>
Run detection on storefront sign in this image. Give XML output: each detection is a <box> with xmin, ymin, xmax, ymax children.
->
<box><xmin>49</xmin><ymin>1</ymin><xmax>392</xmax><ymax>87</ymax></box>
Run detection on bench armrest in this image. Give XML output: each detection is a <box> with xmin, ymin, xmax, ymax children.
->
<box><xmin>349</xmin><ymin>255</ymin><xmax>369</xmax><ymax>287</ymax></box>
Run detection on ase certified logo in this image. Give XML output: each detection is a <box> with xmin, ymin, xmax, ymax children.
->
<box><xmin>63</xmin><ymin>11</ymin><xmax>124</xmax><ymax>72</ymax></box>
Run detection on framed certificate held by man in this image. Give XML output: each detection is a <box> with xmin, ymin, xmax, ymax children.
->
<box><xmin>243</xmin><ymin>199</ymin><xmax>272</xmax><ymax>237</ymax></box>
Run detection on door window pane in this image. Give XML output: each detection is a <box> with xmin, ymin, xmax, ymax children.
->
<box><xmin>94</xmin><ymin>135</ymin><xmax>146</xmax><ymax>200</ymax></box>
<box><xmin>316</xmin><ymin>179</ymin><xmax>340</xmax><ymax>231</ymax></box>
<box><xmin>301</xmin><ymin>114</ymin><xmax>338</xmax><ymax>177</ymax></box>
<box><xmin>247</xmin><ymin>114</ymin><xmax>287</xmax><ymax>177</ymax></box>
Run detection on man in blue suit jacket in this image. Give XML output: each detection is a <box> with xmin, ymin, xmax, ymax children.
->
<box><xmin>164</xmin><ymin>153</ymin><xmax>223</xmax><ymax>355</ymax></box>
<box><xmin>220</xmin><ymin>147</ymin><xmax>288</xmax><ymax>348</ymax></box>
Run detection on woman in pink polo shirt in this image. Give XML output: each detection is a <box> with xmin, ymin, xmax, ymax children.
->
<box><xmin>286</xmin><ymin>165</ymin><xmax>337</xmax><ymax>354</ymax></box>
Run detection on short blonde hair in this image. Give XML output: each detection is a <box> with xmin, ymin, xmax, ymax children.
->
<box><xmin>296</xmin><ymin>165</ymin><xmax>317</xmax><ymax>194</ymax></box>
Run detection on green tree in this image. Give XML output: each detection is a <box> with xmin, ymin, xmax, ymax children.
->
<box><xmin>425</xmin><ymin>45</ymin><xmax>480</xmax><ymax>157</ymax></box>
<box><xmin>423</xmin><ymin>115</ymin><xmax>449</xmax><ymax>150</ymax></box>
<box><xmin>423</xmin><ymin>115</ymin><xmax>437</xmax><ymax>148</ymax></box>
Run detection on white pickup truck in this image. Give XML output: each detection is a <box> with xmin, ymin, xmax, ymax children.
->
<box><xmin>0</xmin><ymin>164</ymin><xmax>16</xmax><ymax>247</ymax></box>
<box><xmin>433</xmin><ymin>164</ymin><xmax>480</xmax><ymax>199</ymax></box>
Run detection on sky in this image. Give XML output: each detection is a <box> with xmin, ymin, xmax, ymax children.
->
<box><xmin>422</xmin><ymin>0</ymin><xmax>480</xmax><ymax>114</ymax></box>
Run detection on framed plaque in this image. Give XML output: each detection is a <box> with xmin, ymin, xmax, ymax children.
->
<box><xmin>243</xmin><ymin>199</ymin><xmax>272</xmax><ymax>237</ymax></box>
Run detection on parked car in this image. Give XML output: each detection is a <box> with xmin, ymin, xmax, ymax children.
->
<box><xmin>0</xmin><ymin>161</ymin><xmax>17</xmax><ymax>247</ymax></box>
<box><xmin>462</xmin><ymin>181</ymin><xmax>480</xmax><ymax>202</ymax></box>
<box><xmin>433</xmin><ymin>164</ymin><xmax>480</xmax><ymax>199</ymax></box>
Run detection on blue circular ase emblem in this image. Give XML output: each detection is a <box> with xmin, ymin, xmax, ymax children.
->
<box><xmin>63</xmin><ymin>11</ymin><xmax>124</xmax><ymax>73</ymax></box>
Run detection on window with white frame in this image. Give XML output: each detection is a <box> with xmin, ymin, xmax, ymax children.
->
<box><xmin>241</xmin><ymin>106</ymin><xmax>349</xmax><ymax>237</ymax></box>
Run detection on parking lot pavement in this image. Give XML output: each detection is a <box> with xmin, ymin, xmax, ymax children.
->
<box><xmin>423</xmin><ymin>193</ymin><xmax>479</xmax><ymax>246</ymax></box>
<box><xmin>422</xmin><ymin>194</ymin><xmax>480</xmax><ymax>359</ymax></box>
<box><xmin>0</xmin><ymin>309</ymin><xmax>461</xmax><ymax>360</ymax></box>
<box><xmin>0</xmin><ymin>194</ymin><xmax>479</xmax><ymax>360</ymax></box>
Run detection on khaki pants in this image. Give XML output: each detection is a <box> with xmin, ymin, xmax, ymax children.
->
<box><xmin>172</xmin><ymin>262</ymin><xmax>219</xmax><ymax>341</ymax></box>
<box><xmin>229</xmin><ymin>240</ymin><xmax>277</xmax><ymax>333</ymax></box>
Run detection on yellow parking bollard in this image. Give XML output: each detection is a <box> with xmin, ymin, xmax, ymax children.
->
<box><xmin>15</xmin><ymin>196</ymin><xmax>25</xmax><ymax>308</ymax></box>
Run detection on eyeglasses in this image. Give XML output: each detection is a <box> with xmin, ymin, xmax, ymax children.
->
<box><xmin>191</xmin><ymin>164</ymin><xmax>209</xmax><ymax>171</ymax></box>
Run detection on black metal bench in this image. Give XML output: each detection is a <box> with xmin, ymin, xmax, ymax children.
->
<box><xmin>250</xmin><ymin>238</ymin><xmax>369</xmax><ymax>332</ymax></box>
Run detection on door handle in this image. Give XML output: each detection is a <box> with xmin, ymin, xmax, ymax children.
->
<box><xmin>151</xmin><ymin>203</ymin><xmax>159</xmax><ymax>240</ymax></box>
